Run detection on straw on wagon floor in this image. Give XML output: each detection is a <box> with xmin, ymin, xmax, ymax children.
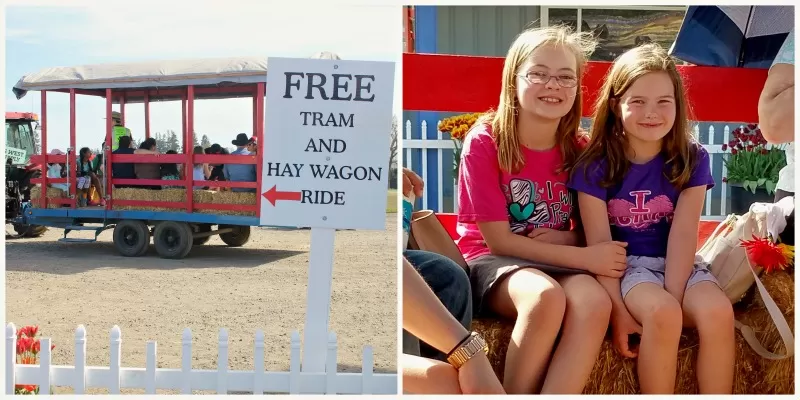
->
<box><xmin>472</xmin><ymin>269</ymin><xmax>794</xmax><ymax>394</ymax></box>
<box><xmin>30</xmin><ymin>186</ymin><xmax>257</xmax><ymax>216</ymax></box>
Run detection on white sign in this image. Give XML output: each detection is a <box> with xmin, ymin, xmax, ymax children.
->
<box><xmin>6</xmin><ymin>146</ymin><xmax>27</xmax><ymax>164</ymax></box>
<box><xmin>260</xmin><ymin>57</ymin><xmax>395</xmax><ymax>230</ymax></box>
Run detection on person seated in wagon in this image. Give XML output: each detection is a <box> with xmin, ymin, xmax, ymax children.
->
<box><xmin>223</xmin><ymin>133</ymin><xmax>257</xmax><ymax>193</ymax></box>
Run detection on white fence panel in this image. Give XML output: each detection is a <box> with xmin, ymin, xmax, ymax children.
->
<box><xmin>403</xmin><ymin>119</ymin><xmax>738</xmax><ymax>219</ymax></box>
<box><xmin>5</xmin><ymin>323</ymin><xmax>397</xmax><ymax>395</ymax></box>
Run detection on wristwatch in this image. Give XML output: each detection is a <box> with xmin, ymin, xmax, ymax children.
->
<box><xmin>446</xmin><ymin>331</ymin><xmax>489</xmax><ymax>369</ymax></box>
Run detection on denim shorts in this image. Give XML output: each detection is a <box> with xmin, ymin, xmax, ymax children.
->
<box><xmin>620</xmin><ymin>255</ymin><xmax>719</xmax><ymax>300</ymax></box>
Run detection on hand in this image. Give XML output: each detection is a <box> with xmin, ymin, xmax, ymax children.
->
<box><xmin>528</xmin><ymin>228</ymin><xmax>578</xmax><ymax>246</ymax></box>
<box><xmin>402</xmin><ymin>167</ymin><xmax>424</xmax><ymax>198</ymax></box>
<box><xmin>457</xmin><ymin>353</ymin><xmax>506</xmax><ymax>394</ymax></box>
<box><xmin>610</xmin><ymin>308</ymin><xmax>643</xmax><ymax>358</ymax></box>
<box><xmin>581</xmin><ymin>241</ymin><xmax>628</xmax><ymax>277</ymax></box>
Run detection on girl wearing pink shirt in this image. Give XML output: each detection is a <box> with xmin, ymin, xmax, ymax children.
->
<box><xmin>457</xmin><ymin>26</ymin><xmax>627</xmax><ymax>394</ymax></box>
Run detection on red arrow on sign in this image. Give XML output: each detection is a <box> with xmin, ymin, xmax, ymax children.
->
<box><xmin>262</xmin><ymin>185</ymin><xmax>302</xmax><ymax>206</ymax></box>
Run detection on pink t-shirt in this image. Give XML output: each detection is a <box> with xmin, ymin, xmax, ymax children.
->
<box><xmin>457</xmin><ymin>124</ymin><xmax>578</xmax><ymax>261</ymax></box>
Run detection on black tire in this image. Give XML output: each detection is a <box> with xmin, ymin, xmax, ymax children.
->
<box><xmin>153</xmin><ymin>221</ymin><xmax>193</xmax><ymax>259</ymax></box>
<box><xmin>113</xmin><ymin>220</ymin><xmax>150</xmax><ymax>257</ymax></box>
<box><xmin>193</xmin><ymin>224</ymin><xmax>212</xmax><ymax>245</ymax></box>
<box><xmin>219</xmin><ymin>225</ymin><xmax>251</xmax><ymax>247</ymax></box>
<box><xmin>13</xmin><ymin>224</ymin><xmax>47</xmax><ymax>238</ymax></box>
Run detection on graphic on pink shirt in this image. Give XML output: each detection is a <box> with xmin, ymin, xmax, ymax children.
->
<box><xmin>503</xmin><ymin>178</ymin><xmax>572</xmax><ymax>234</ymax></box>
<box><xmin>607</xmin><ymin>190</ymin><xmax>674</xmax><ymax>229</ymax></box>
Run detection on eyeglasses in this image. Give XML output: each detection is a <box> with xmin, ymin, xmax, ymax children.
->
<box><xmin>517</xmin><ymin>71</ymin><xmax>578</xmax><ymax>88</ymax></box>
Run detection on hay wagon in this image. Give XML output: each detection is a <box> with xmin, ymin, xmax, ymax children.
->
<box><xmin>10</xmin><ymin>57</ymin><xmax>275</xmax><ymax>259</ymax></box>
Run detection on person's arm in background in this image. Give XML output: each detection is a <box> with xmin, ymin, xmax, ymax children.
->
<box><xmin>134</xmin><ymin>148</ymin><xmax>158</xmax><ymax>155</ymax></box>
<box><xmin>402</xmin><ymin>167</ymin><xmax>424</xmax><ymax>198</ymax></box>
<box><xmin>402</xmin><ymin>258</ymin><xmax>505</xmax><ymax>394</ymax></box>
<box><xmin>759</xmin><ymin>29</ymin><xmax>794</xmax><ymax>144</ymax></box>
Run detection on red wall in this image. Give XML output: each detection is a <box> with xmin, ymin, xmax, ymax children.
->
<box><xmin>403</xmin><ymin>53</ymin><xmax>768</xmax><ymax>123</ymax></box>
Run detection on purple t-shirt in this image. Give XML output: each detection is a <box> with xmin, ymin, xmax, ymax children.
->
<box><xmin>568</xmin><ymin>145</ymin><xmax>714</xmax><ymax>257</ymax></box>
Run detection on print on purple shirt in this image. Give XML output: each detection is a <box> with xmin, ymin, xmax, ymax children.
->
<box><xmin>568</xmin><ymin>145</ymin><xmax>714</xmax><ymax>257</ymax></box>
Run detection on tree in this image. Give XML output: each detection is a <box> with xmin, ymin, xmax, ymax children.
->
<box><xmin>192</xmin><ymin>131</ymin><xmax>200</xmax><ymax>148</ymax></box>
<box><xmin>389</xmin><ymin>116</ymin><xmax>399</xmax><ymax>170</ymax></box>
<box><xmin>166</xmin><ymin>130</ymin><xmax>180</xmax><ymax>152</ymax></box>
<box><xmin>201</xmin><ymin>134</ymin><xmax>212</xmax><ymax>149</ymax></box>
<box><xmin>388</xmin><ymin>116</ymin><xmax>399</xmax><ymax>189</ymax></box>
<box><xmin>153</xmin><ymin>132</ymin><xmax>169</xmax><ymax>153</ymax></box>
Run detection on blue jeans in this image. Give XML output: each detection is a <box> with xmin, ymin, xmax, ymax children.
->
<box><xmin>402</xmin><ymin>250</ymin><xmax>472</xmax><ymax>361</ymax></box>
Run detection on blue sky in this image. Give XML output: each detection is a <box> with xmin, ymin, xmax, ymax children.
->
<box><xmin>5</xmin><ymin>1</ymin><xmax>402</xmax><ymax>153</ymax></box>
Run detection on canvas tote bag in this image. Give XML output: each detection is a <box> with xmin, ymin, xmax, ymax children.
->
<box><xmin>696</xmin><ymin>208</ymin><xmax>794</xmax><ymax>360</ymax></box>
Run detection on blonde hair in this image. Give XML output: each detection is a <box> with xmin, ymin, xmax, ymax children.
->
<box><xmin>574</xmin><ymin>43</ymin><xmax>697</xmax><ymax>189</ymax></box>
<box><xmin>478</xmin><ymin>25</ymin><xmax>597</xmax><ymax>174</ymax></box>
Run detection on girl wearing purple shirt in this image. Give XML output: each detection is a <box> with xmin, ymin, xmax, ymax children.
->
<box><xmin>569</xmin><ymin>44</ymin><xmax>733</xmax><ymax>394</ymax></box>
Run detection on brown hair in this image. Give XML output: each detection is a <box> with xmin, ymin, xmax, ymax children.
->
<box><xmin>477</xmin><ymin>25</ymin><xmax>597</xmax><ymax>174</ymax></box>
<box><xmin>574</xmin><ymin>43</ymin><xmax>697</xmax><ymax>189</ymax></box>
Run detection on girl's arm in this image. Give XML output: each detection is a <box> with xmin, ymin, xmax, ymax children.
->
<box><xmin>664</xmin><ymin>186</ymin><xmax>707</xmax><ymax>305</ymax></box>
<box><xmin>477</xmin><ymin>221</ymin><xmax>588</xmax><ymax>269</ymax></box>
<box><xmin>577</xmin><ymin>193</ymin><xmax>624</xmax><ymax>309</ymax></box>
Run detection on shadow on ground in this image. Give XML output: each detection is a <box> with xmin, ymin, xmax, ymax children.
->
<box><xmin>6</xmin><ymin>240</ymin><xmax>306</xmax><ymax>275</ymax></box>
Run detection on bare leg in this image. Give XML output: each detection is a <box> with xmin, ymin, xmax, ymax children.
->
<box><xmin>541</xmin><ymin>274</ymin><xmax>612</xmax><ymax>394</ymax></box>
<box><xmin>624</xmin><ymin>283</ymin><xmax>682</xmax><ymax>394</ymax></box>
<box><xmin>402</xmin><ymin>354</ymin><xmax>461</xmax><ymax>394</ymax></box>
<box><xmin>486</xmin><ymin>267</ymin><xmax>566</xmax><ymax>394</ymax></box>
<box><xmin>682</xmin><ymin>281</ymin><xmax>734</xmax><ymax>394</ymax></box>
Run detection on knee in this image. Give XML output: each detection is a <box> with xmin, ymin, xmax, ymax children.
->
<box><xmin>566</xmin><ymin>277</ymin><xmax>612</xmax><ymax>327</ymax></box>
<box><xmin>643</xmin><ymin>297</ymin><xmax>683</xmax><ymax>337</ymax></box>
<box><xmin>517</xmin><ymin>282</ymin><xmax>566</xmax><ymax>324</ymax></box>
<box><xmin>695</xmin><ymin>299</ymin><xmax>734</xmax><ymax>336</ymax></box>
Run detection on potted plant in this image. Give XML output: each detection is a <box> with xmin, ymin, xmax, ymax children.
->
<box><xmin>437</xmin><ymin>112</ymin><xmax>483</xmax><ymax>181</ymax></box>
<box><xmin>721</xmin><ymin>124</ymin><xmax>787</xmax><ymax>214</ymax></box>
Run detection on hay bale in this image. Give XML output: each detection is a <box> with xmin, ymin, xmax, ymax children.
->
<box><xmin>29</xmin><ymin>185</ymin><xmax>67</xmax><ymax>209</ymax></box>
<box><xmin>112</xmin><ymin>187</ymin><xmax>256</xmax><ymax>216</ymax></box>
<box><xmin>472</xmin><ymin>270</ymin><xmax>794</xmax><ymax>394</ymax></box>
<box><xmin>194</xmin><ymin>190</ymin><xmax>257</xmax><ymax>217</ymax></box>
<box><xmin>112</xmin><ymin>188</ymin><xmax>189</xmax><ymax>212</ymax></box>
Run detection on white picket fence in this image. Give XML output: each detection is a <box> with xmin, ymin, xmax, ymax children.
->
<box><xmin>403</xmin><ymin>119</ymin><xmax>740</xmax><ymax>219</ymax></box>
<box><xmin>5</xmin><ymin>323</ymin><xmax>397</xmax><ymax>395</ymax></box>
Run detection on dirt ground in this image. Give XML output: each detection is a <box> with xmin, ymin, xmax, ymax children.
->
<box><xmin>5</xmin><ymin>215</ymin><xmax>397</xmax><ymax>394</ymax></box>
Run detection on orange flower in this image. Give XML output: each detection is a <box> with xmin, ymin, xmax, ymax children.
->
<box><xmin>439</xmin><ymin>112</ymin><xmax>483</xmax><ymax>140</ymax></box>
<box><xmin>740</xmin><ymin>236</ymin><xmax>794</xmax><ymax>273</ymax></box>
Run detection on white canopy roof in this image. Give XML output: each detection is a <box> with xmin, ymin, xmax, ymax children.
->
<box><xmin>12</xmin><ymin>56</ymin><xmax>268</xmax><ymax>103</ymax></box>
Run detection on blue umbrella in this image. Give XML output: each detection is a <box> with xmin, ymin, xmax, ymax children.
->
<box><xmin>669</xmin><ymin>6</ymin><xmax>794</xmax><ymax>68</ymax></box>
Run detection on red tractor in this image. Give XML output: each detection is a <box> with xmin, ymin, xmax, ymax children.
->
<box><xmin>6</xmin><ymin>112</ymin><xmax>47</xmax><ymax>237</ymax></box>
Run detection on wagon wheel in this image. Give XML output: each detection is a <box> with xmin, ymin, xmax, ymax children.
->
<box><xmin>113</xmin><ymin>220</ymin><xmax>150</xmax><ymax>257</ymax></box>
<box><xmin>153</xmin><ymin>221</ymin><xmax>194</xmax><ymax>259</ymax></box>
<box><xmin>219</xmin><ymin>225</ymin><xmax>251</xmax><ymax>247</ymax></box>
<box><xmin>193</xmin><ymin>224</ymin><xmax>212</xmax><ymax>245</ymax></box>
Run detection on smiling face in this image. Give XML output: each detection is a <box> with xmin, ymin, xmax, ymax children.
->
<box><xmin>516</xmin><ymin>44</ymin><xmax>579</xmax><ymax>121</ymax></box>
<box><xmin>617</xmin><ymin>71</ymin><xmax>676</xmax><ymax>144</ymax></box>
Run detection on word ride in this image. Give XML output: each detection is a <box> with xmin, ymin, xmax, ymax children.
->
<box><xmin>301</xmin><ymin>190</ymin><xmax>346</xmax><ymax>205</ymax></box>
<box><xmin>283</xmin><ymin>72</ymin><xmax>376</xmax><ymax>102</ymax></box>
